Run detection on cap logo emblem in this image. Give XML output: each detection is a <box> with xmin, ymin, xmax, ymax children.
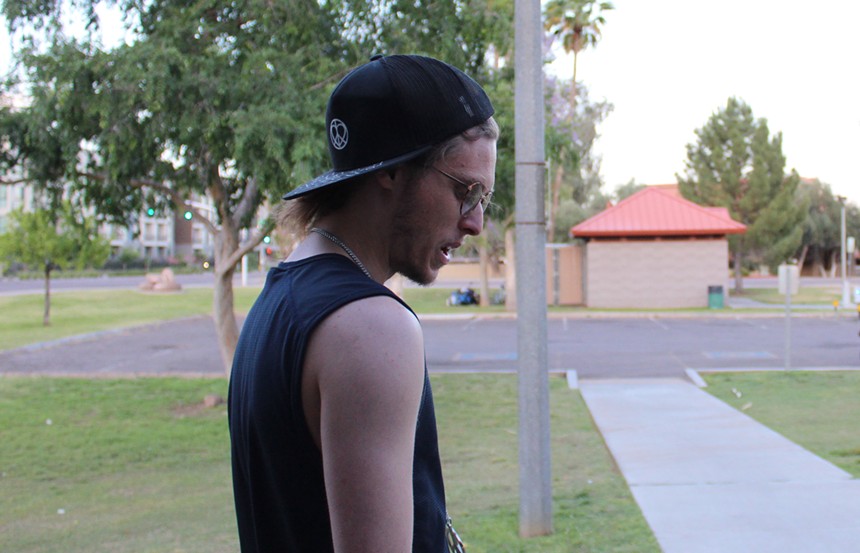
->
<box><xmin>330</xmin><ymin>119</ymin><xmax>349</xmax><ymax>150</ymax></box>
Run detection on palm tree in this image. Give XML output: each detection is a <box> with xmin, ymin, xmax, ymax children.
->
<box><xmin>544</xmin><ymin>0</ymin><xmax>613</xmax><ymax>108</ymax></box>
<box><xmin>543</xmin><ymin>0</ymin><xmax>613</xmax><ymax>241</ymax></box>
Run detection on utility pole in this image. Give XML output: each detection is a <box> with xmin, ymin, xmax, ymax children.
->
<box><xmin>514</xmin><ymin>0</ymin><xmax>552</xmax><ymax>537</ymax></box>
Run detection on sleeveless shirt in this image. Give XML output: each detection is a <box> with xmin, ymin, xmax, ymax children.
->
<box><xmin>228</xmin><ymin>254</ymin><xmax>449</xmax><ymax>552</ymax></box>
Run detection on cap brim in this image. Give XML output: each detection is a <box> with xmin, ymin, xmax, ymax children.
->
<box><xmin>282</xmin><ymin>145</ymin><xmax>434</xmax><ymax>200</ymax></box>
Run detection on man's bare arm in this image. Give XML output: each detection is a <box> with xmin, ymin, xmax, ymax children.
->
<box><xmin>304</xmin><ymin>296</ymin><xmax>425</xmax><ymax>553</ymax></box>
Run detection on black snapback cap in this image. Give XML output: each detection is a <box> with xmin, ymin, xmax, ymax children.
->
<box><xmin>283</xmin><ymin>54</ymin><xmax>495</xmax><ymax>200</ymax></box>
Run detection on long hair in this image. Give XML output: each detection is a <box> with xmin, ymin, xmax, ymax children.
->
<box><xmin>275</xmin><ymin>117</ymin><xmax>499</xmax><ymax>237</ymax></box>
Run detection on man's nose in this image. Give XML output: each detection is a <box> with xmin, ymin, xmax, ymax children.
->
<box><xmin>459</xmin><ymin>205</ymin><xmax>484</xmax><ymax>235</ymax></box>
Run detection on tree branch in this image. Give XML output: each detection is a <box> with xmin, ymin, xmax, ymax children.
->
<box><xmin>218</xmin><ymin>219</ymin><xmax>276</xmax><ymax>274</ymax></box>
<box><xmin>77</xmin><ymin>170</ymin><xmax>219</xmax><ymax>236</ymax></box>
<box><xmin>232</xmin><ymin>176</ymin><xmax>260</xmax><ymax>228</ymax></box>
<box><xmin>0</xmin><ymin>176</ymin><xmax>31</xmax><ymax>185</ymax></box>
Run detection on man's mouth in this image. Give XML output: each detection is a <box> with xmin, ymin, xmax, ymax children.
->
<box><xmin>440</xmin><ymin>242</ymin><xmax>461</xmax><ymax>263</ymax></box>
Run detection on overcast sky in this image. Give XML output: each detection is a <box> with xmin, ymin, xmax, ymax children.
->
<box><xmin>549</xmin><ymin>0</ymin><xmax>860</xmax><ymax>204</ymax></box>
<box><xmin>3</xmin><ymin>1</ymin><xmax>859</xmax><ymax>204</ymax></box>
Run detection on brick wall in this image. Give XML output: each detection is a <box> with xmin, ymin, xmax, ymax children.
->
<box><xmin>585</xmin><ymin>239</ymin><xmax>729</xmax><ymax>308</ymax></box>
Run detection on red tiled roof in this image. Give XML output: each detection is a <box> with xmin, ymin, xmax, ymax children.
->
<box><xmin>571</xmin><ymin>186</ymin><xmax>746</xmax><ymax>237</ymax></box>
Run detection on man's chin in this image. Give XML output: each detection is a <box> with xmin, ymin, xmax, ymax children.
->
<box><xmin>399</xmin><ymin>267</ymin><xmax>437</xmax><ymax>287</ymax></box>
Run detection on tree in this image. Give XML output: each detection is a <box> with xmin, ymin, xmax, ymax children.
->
<box><xmin>794</xmin><ymin>180</ymin><xmax>860</xmax><ymax>276</ymax></box>
<box><xmin>543</xmin><ymin>0</ymin><xmax>613</xmax><ymax>241</ymax></box>
<box><xmin>0</xmin><ymin>202</ymin><xmax>110</xmax><ymax>325</ymax></box>
<box><xmin>543</xmin><ymin>0</ymin><xmax>613</xmax><ymax>108</ymax></box>
<box><xmin>848</xmin><ymin>202</ymin><xmax>860</xmax><ymax>278</ymax></box>
<box><xmin>544</xmin><ymin>77</ymin><xmax>612</xmax><ymax>241</ymax></box>
<box><xmin>613</xmin><ymin>179</ymin><xmax>644</xmax><ymax>201</ymax></box>
<box><xmin>2</xmin><ymin>0</ymin><xmax>518</xmax><ymax>371</ymax></box>
<box><xmin>678</xmin><ymin>98</ymin><xmax>804</xmax><ymax>291</ymax></box>
<box><xmin>1</xmin><ymin>0</ymin><xmax>350</xmax><ymax>371</ymax></box>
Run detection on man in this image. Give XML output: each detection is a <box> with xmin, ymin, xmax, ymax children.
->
<box><xmin>228</xmin><ymin>54</ymin><xmax>498</xmax><ymax>552</ymax></box>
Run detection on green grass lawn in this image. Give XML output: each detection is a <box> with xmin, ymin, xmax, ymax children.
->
<box><xmin>732</xmin><ymin>286</ymin><xmax>843</xmax><ymax>305</ymax></box>
<box><xmin>0</xmin><ymin>284</ymin><xmax>761</xmax><ymax>352</ymax></box>
<box><xmin>0</xmin><ymin>375</ymin><xmax>660</xmax><ymax>553</ymax></box>
<box><xmin>1</xmin><ymin>287</ymin><xmax>509</xmax><ymax>351</ymax></box>
<box><xmin>704</xmin><ymin>370</ymin><xmax>860</xmax><ymax>477</ymax></box>
<box><xmin>0</xmin><ymin>288</ymin><xmax>264</xmax><ymax>351</ymax></box>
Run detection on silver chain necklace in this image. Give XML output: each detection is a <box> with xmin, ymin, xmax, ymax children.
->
<box><xmin>310</xmin><ymin>227</ymin><xmax>373</xmax><ymax>280</ymax></box>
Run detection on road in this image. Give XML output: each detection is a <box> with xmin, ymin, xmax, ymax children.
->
<box><xmin>0</xmin><ymin>271</ymin><xmax>267</xmax><ymax>296</ymax></box>
<box><xmin>422</xmin><ymin>315</ymin><xmax>860</xmax><ymax>378</ymax></box>
<box><xmin>2</xmin><ymin>313</ymin><xmax>857</xmax><ymax>380</ymax></box>
<box><xmin>2</xmin><ymin>272</ymin><xmax>856</xmax><ymax>296</ymax></box>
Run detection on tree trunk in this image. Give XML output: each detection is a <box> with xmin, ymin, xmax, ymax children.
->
<box><xmin>213</xmin><ymin>267</ymin><xmax>240</xmax><ymax>375</ymax></box>
<box><xmin>43</xmin><ymin>262</ymin><xmax>51</xmax><ymax>327</ymax></box>
<box><xmin>812</xmin><ymin>248</ymin><xmax>824</xmax><ymax>277</ymax></box>
<box><xmin>733</xmin><ymin>241</ymin><xmax>744</xmax><ymax>292</ymax></box>
<box><xmin>547</xmin><ymin>163</ymin><xmax>564</xmax><ymax>242</ymax></box>
<box><xmin>213</xmin><ymin>225</ymin><xmax>241</xmax><ymax>375</ymax></box>
<box><xmin>478</xmin><ymin>242</ymin><xmax>490</xmax><ymax>307</ymax></box>
<box><xmin>796</xmin><ymin>244</ymin><xmax>809</xmax><ymax>275</ymax></box>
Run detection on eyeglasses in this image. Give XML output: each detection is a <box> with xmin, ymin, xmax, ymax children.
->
<box><xmin>433</xmin><ymin>167</ymin><xmax>493</xmax><ymax>216</ymax></box>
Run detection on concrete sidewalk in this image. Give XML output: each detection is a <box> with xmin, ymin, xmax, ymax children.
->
<box><xmin>579</xmin><ymin>379</ymin><xmax>860</xmax><ymax>553</ymax></box>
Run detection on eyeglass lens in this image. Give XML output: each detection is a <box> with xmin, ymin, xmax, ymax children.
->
<box><xmin>462</xmin><ymin>184</ymin><xmax>491</xmax><ymax>215</ymax></box>
<box><xmin>435</xmin><ymin>167</ymin><xmax>491</xmax><ymax>216</ymax></box>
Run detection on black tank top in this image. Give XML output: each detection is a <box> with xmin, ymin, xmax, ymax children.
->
<box><xmin>229</xmin><ymin>254</ymin><xmax>448</xmax><ymax>552</ymax></box>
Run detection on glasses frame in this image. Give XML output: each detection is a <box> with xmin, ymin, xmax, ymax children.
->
<box><xmin>433</xmin><ymin>167</ymin><xmax>493</xmax><ymax>216</ymax></box>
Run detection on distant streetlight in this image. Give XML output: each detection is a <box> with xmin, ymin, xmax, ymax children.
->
<box><xmin>837</xmin><ymin>196</ymin><xmax>851</xmax><ymax>308</ymax></box>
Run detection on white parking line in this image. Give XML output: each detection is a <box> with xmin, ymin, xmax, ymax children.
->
<box><xmin>649</xmin><ymin>316</ymin><xmax>669</xmax><ymax>330</ymax></box>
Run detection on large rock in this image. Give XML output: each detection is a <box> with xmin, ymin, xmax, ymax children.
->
<box><xmin>139</xmin><ymin>268</ymin><xmax>182</xmax><ymax>292</ymax></box>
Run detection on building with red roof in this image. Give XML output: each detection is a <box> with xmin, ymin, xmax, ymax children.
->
<box><xmin>567</xmin><ymin>186</ymin><xmax>746</xmax><ymax>308</ymax></box>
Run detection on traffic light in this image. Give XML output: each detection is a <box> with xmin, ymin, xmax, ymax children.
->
<box><xmin>263</xmin><ymin>235</ymin><xmax>271</xmax><ymax>244</ymax></box>
<box><xmin>146</xmin><ymin>207</ymin><xmax>155</xmax><ymax>217</ymax></box>
<box><xmin>265</xmin><ymin>247</ymin><xmax>273</xmax><ymax>256</ymax></box>
<box><xmin>183</xmin><ymin>210</ymin><xmax>193</xmax><ymax>221</ymax></box>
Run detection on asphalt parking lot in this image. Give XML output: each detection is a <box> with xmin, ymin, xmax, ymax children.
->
<box><xmin>2</xmin><ymin>313</ymin><xmax>858</xmax><ymax>380</ymax></box>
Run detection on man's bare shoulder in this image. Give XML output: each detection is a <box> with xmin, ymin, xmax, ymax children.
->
<box><xmin>309</xmin><ymin>294</ymin><xmax>424</xmax><ymax>387</ymax></box>
<box><xmin>321</xmin><ymin>294</ymin><xmax>421</xmax><ymax>345</ymax></box>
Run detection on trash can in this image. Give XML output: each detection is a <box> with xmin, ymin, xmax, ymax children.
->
<box><xmin>708</xmin><ymin>285</ymin><xmax>724</xmax><ymax>309</ymax></box>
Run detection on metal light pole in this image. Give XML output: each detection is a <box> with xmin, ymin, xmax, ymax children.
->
<box><xmin>839</xmin><ymin>196</ymin><xmax>851</xmax><ymax>308</ymax></box>
<box><xmin>514</xmin><ymin>0</ymin><xmax>552</xmax><ymax>537</ymax></box>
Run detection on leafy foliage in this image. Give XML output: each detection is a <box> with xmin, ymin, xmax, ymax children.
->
<box><xmin>794</xmin><ymin>180</ymin><xmax>860</xmax><ymax>275</ymax></box>
<box><xmin>613</xmin><ymin>180</ymin><xmax>644</xmax><ymax>201</ymax></box>
<box><xmin>544</xmin><ymin>77</ymin><xmax>612</xmax><ymax>240</ymax></box>
<box><xmin>678</xmin><ymin>98</ymin><xmax>804</xmax><ymax>285</ymax></box>
<box><xmin>1</xmin><ymin>0</ymin><xmax>518</xmax><ymax>365</ymax></box>
<box><xmin>542</xmin><ymin>0</ymin><xmax>614</xmax><ymax>241</ymax></box>
<box><xmin>544</xmin><ymin>0</ymin><xmax>613</xmax><ymax>62</ymax></box>
<box><xmin>0</xmin><ymin>202</ymin><xmax>110</xmax><ymax>272</ymax></box>
<box><xmin>0</xmin><ymin>201</ymin><xmax>110</xmax><ymax>324</ymax></box>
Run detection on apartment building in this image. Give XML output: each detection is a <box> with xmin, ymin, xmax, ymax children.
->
<box><xmin>1</xmin><ymin>179</ymin><xmax>278</xmax><ymax>267</ymax></box>
<box><xmin>0</xmin><ymin>182</ymin><xmax>36</xmax><ymax>233</ymax></box>
<box><xmin>102</xmin><ymin>195</ymin><xmax>217</xmax><ymax>262</ymax></box>
<box><xmin>1</xmin><ymin>183</ymin><xmax>221</xmax><ymax>263</ymax></box>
